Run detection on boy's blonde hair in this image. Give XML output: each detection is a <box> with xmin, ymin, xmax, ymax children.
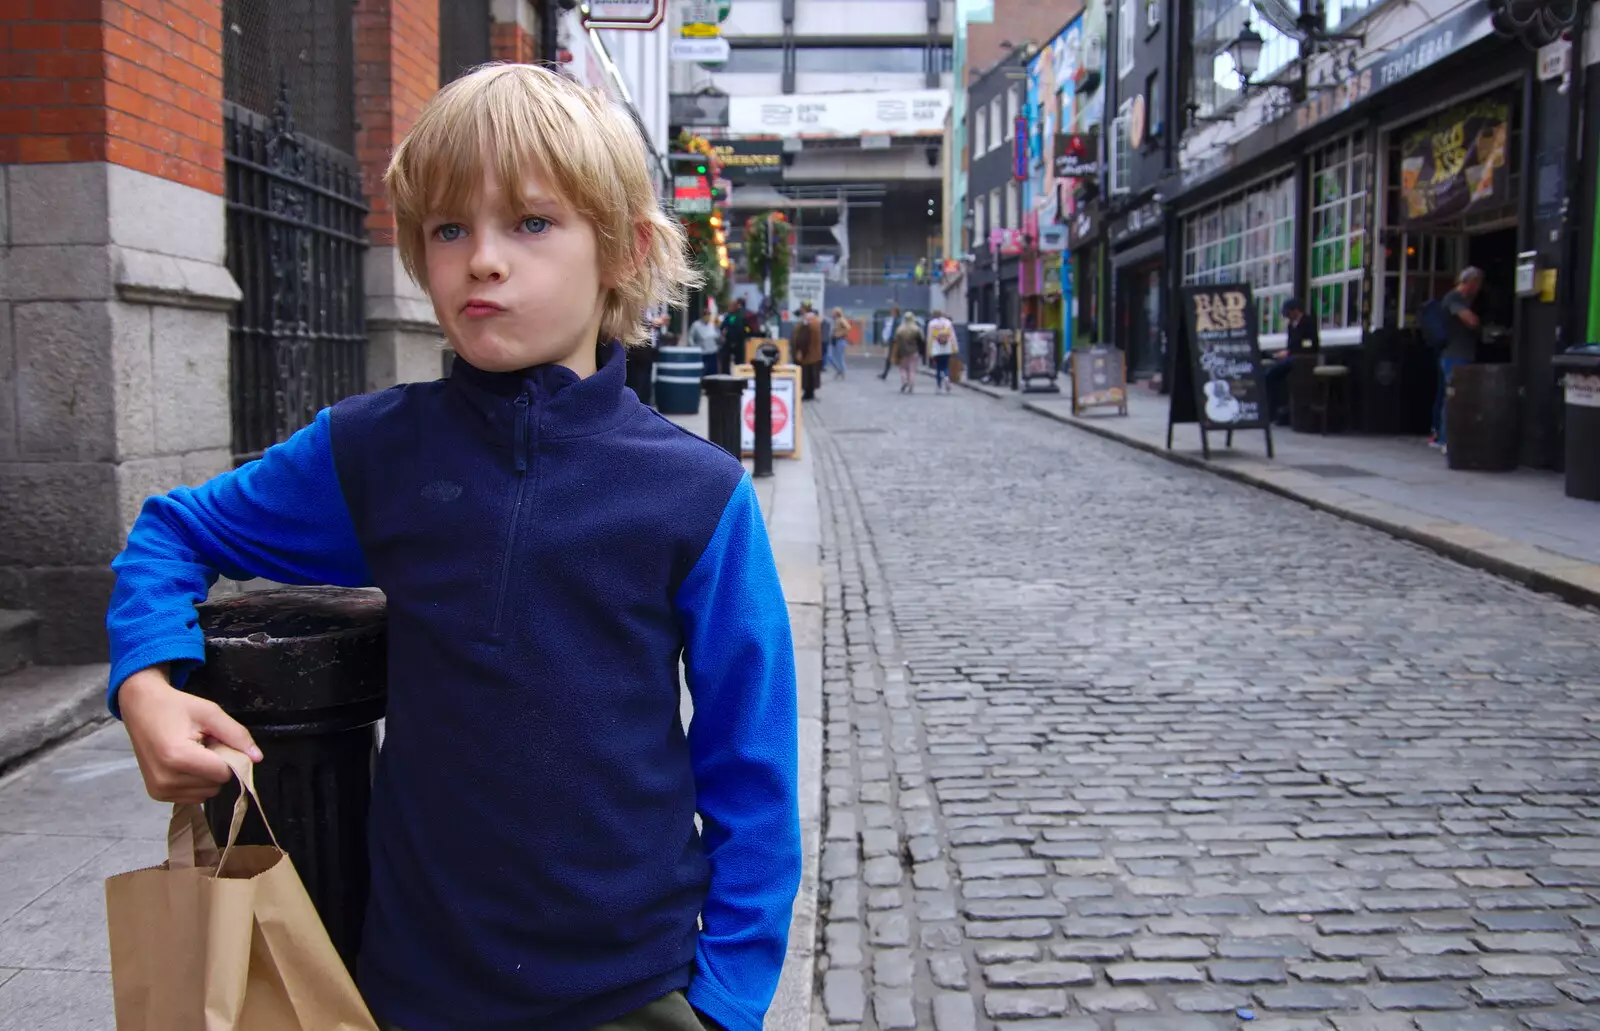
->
<box><xmin>385</xmin><ymin>63</ymin><xmax>698</xmax><ymax>347</ymax></box>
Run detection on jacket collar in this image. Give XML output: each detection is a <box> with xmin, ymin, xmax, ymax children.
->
<box><xmin>448</xmin><ymin>341</ymin><xmax>638</xmax><ymax>440</ymax></box>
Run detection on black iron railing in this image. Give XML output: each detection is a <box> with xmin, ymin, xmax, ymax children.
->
<box><xmin>224</xmin><ymin>82</ymin><xmax>368</xmax><ymax>465</ymax></box>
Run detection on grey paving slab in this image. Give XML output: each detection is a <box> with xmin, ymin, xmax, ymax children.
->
<box><xmin>0</xmin><ymin>968</ymin><xmax>114</xmax><ymax>1031</ymax></box>
<box><xmin>813</xmin><ymin>360</ymin><xmax>1600</xmax><ymax>1030</ymax></box>
<box><xmin>0</xmin><ymin>741</ymin><xmax>165</xmax><ymax>840</ymax></box>
<box><xmin>0</xmin><ymin>836</ymin><xmax>164</xmax><ymax>972</ymax></box>
<box><xmin>0</xmin><ymin>833</ymin><xmax>115</xmax><ymax>923</ymax></box>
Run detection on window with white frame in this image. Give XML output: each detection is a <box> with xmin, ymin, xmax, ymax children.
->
<box><xmin>989</xmin><ymin>98</ymin><xmax>1002</xmax><ymax>153</ymax></box>
<box><xmin>1111</xmin><ymin>104</ymin><xmax>1131</xmax><ymax>194</ymax></box>
<box><xmin>1005</xmin><ymin>86</ymin><xmax>1018</xmax><ymax>139</ymax></box>
<box><xmin>1145</xmin><ymin>0</ymin><xmax>1160</xmax><ymax>31</ymax></box>
<box><xmin>1182</xmin><ymin>172</ymin><xmax>1297</xmax><ymax>338</ymax></box>
<box><xmin>989</xmin><ymin>188</ymin><xmax>1001</xmax><ymax>240</ymax></box>
<box><xmin>1119</xmin><ymin>0</ymin><xmax>1135</xmax><ymax>76</ymax></box>
<box><xmin>974</xmin><ymin>200</ymin><xmax>986</xmax><ymax>247</ymax></box>
<box><xmin>1308</xmin><ymin>133</ymin><xmax>1369</xmax><ymax>335</ymax></box>
<box><xmin>973</xmin><ymin>110</ymin><xmax>986</xmax><ymax>158</ymax></box>
<box><xmin>1006</xmin><ymin>180</ymin><xmax>1019</xmax><ymax>228</ymax></box>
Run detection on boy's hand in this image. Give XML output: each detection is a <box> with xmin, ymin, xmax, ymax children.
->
<box><xmin>119</xmin><ymin>667</ymin><xmax>263</xmax><ymax>804</ymax></box>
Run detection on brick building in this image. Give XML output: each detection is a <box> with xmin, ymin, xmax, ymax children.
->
<box><xmin>0</xmin><ymin>0</ymin><xmax>620</xmax><ymax>670</ymax></box>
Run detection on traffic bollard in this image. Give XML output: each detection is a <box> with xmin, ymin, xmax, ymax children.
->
<box><xmin>703</xmin><ymin>374</ymin><xmax>747</xmax><ymax>458</ymax></box>
<box><xmin>187</xmin><ymin>586</ymin><xmax>387</xmax><ymax>975</ymax></box>
<box><xmin>751</xmin><ymin>342</ymin><xmax>780</xmax><ymax>479</ymax></box>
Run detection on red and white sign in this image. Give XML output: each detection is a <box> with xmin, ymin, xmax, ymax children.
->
<box><xmin>739</xmin><ymin>373</ymin><xmax>797</xmax><ymax>454</ymax></box>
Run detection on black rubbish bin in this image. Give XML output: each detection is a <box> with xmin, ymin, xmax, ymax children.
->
<box><xmin>187</xmin><ymin>586</ymin><xmax>387</xmax><ymax>974</ymax></box>
<box><xmin>1445</xmin><ymin>362</ymin><xmax>1521</xmax><ymax>472</ymax></box>
<box><xmin>1553</xmin><ymin>352</ymin><xmax>1600</xmax><ymax>500</ymax></box>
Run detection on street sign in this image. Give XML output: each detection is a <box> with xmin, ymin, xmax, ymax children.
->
<box><xmin>671</xmin><ymin>38</ymin><xmax>730</xmax><ymax>62</ymax></box>
<box><xmin>585</xmin><ymin>0</ymin><xmax>666</xmax><ymax>30</ymax></box>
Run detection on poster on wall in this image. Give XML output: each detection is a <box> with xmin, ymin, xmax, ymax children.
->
<box><xmin>1400</xmin><ymin>94</ymin><xmax>1511</xmax><ymax>225</ymax></box>
<box><xmin>1170</xmin><ymin>283</ymin><xmax>1274</xmax><ymax>459</ymax></box>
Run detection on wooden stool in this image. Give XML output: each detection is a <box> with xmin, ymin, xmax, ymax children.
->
<box><xmin>1308</xmin><ymin>365</ymin><xmax>1350</xmax><ymax>435</ymax></box>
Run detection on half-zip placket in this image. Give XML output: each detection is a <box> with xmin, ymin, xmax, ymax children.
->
<box><xmin>491</xmin><ymin>392</ymin><xmax>531</xmax><ymax>637</ymax></box>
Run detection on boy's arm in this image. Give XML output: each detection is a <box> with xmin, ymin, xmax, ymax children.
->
<box><xmin>106</xmin><ymin>408</ymin><xmax>372</xmax><ymax>716</ymax></box>
<box><xmin>675</xmin><ymin>475</ymin><xmax>801</xmax><ymax>1031</ymax></box>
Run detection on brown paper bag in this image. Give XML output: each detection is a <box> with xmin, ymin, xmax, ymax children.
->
<box><xmin>105</xmin><ymin>745</ymin><xmax>379</xmax><ymax>1031</ymax></box>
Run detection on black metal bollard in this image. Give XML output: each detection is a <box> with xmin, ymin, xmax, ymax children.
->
<box><xmin>703</xmin><ymin>374</ymin><xmax>747</xmax><ymax>458</ymax></box>
<box><xmin>751</xmin><ymin>342</ymin><xmax>780</xmax><ymax>479</ymax></box>
<box><xmin>187</xmin><ymin>586</ymin><xmax>387</xmax><ymax>975</ymax></box>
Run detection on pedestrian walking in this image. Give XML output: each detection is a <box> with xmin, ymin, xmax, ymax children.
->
<box><xmin>104</xmin><ymin>63</ymin><xmax>800</xmax><ymax>1031</ymax></box>
<box><xmin>827</xmin><ymin>307</ymin><xmax>853</xmax><ymax>380</ymax></box>
<box><xmin>891</xmin><ymin>312</ymin><xmax>925</xmax><ymax>393</ymax></box>
<box><xmin>927</xmin><ymin>310</ymin><xmax>956</xmax><ymax>393</ymax></box>
<box><xmin>878</xmin><ymin>304</ymin><xmax>901</xmax><ymax>380</ymax></box>
<box><xmin>689</xmin><ymin>305</ymin><xmax>721</xmax><ymax>379</ymax></box>
<box><xmin>792</xmin><ymin>301</ymin><xmax>824</xmax><ymax>401</ymax></box>
<box><xmin>720</xmin><ymin>297</ymin><xmax>752</xmax><ymax>373</ymax></box>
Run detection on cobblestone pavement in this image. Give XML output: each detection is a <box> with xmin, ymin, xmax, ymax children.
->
<box><xmin>808</xmin><ymin>370</ymin><xmax>1600</xmax><ymax>1031</ymax></box>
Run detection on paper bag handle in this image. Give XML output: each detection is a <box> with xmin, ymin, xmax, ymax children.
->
<box><xmin>165</xmin><ymin>743</ymin><xmax>282</xmax><ymax>872</ymax></box>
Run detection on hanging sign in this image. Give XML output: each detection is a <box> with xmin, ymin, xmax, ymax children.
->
<box><xmin>586</xmin><ymin>0</ymin><xmax>667</xmax><ymax>29</ymax></box>
<box><xmin>1054</xmin><ymin>132</ymin><xmax>1099</xmax><ymax>178</ymax></box>
<box><xmin>1170</xmin><ymin>283</ymin><xmax>1274</xmax><ymax>459</ymax></box>
<box><xmin>1013</xmin><ymin>116</ymin><xmax>1029</xmax><ymax>180</ymax></box>
<box><xmin>1400</xmin><ymin>94</ymin><xmax>1511</xmax><ymax>225</ymax></box>
<box><xmin>682</xmin><ymin>0</ymin><xmax>732</xmax><ymax>38</ymax></box>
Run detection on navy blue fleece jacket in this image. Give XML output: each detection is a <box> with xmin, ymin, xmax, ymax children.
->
<box><xmin>105</xmin><ymin>343</ymin><xmax>801</xmax><ymax>1031</ymax></box>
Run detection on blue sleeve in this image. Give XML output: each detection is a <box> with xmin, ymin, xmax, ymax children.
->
<box><xmin>675</xmin><ymin>475</ymin><xmax>801</xmax><ymax>1031</ymax></box>
<box><xmin>105</xmin><ymin>408</ymin><xmax>372</xmax><ymax>715</ymax></box>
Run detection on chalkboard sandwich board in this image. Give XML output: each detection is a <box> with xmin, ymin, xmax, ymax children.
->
<box><xmin>1169</xmin><ymin>283</ymin><xmax>1275</xmax><ymax>459</ymax></box>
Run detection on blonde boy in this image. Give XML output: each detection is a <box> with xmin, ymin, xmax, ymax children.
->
<box><xmin>106</xmin><ymin>65</ymin><xmax>800</xmax><ymax>1031</ymax></box>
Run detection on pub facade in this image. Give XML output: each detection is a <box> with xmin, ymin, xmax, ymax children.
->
<box><xmin>1166</xmin><ymin>0</ymin><xmax>1585</xmax><ymax>467</ymax></box>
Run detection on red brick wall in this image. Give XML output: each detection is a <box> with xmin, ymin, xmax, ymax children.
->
<box><xmin>490</xmin><ymin>22</ymin><xmax>537</xmax><ymax>64</ymax></box>
<box><xmin>355</xmin><ymin>0</ymin><xmax>439</xmax><ymax>243</ymax></box>
<box><xmin>967</xmin><ymin>0</ymin><xmax>1083</xmax><ymax>85</ymax></box>
<box><xmin>1</xmin><ymin>0</ymin><xmax>224</xmax><ymax>194</ymax></box>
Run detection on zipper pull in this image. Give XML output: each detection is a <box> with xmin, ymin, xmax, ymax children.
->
<box><xmin>513</xmin><ymin>394</ymin><xmax>529</xmax><ymax>472</ymax></box>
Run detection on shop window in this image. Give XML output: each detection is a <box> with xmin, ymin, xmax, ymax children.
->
<box><xmin>1309</xmin><ymin>133</ymin><xmax>1369</xmax><ymax>334</ymax></box>
<box><xmin>1112</xmin><ymin>105</ymin><xmax>1132</xmax><ymax>194</ymax></box>
<box><xmin>1145</xmin><ymin>69</ymin><xmax>1162</xmax><ymax>141</ymax></box>
<box><xmin>1182</xmin><ymin>171</ymin><xmax>1296</xmax><ymax>336</ymax></box>
<box><xmin>1119</xmin><ymin>0</ymin><xmax>1135</xmax><ymax>77</ymax></box>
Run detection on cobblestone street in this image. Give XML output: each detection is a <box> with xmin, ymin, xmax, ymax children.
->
<box><xmin>809</xmin><ymin>369</ymin><xmax>1600</xmax><ymax>1031</ymax></box>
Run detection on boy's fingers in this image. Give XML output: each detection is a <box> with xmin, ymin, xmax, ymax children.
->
<box><xmin>194</xmin><ymin>702</ymin><xmax>264</xmax><ymax>763</ymax></box>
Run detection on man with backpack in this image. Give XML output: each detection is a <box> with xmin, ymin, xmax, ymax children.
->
<box><xmin>1422</xmin><ymin>267</ymin><xmax>1484</xmax><ymax>453</ymax></box>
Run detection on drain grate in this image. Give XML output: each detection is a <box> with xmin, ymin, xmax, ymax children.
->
<box><xmin>1291</xmin><ymin>463</ymin><xmax>1379</xmax><ymax>479</ymax></box>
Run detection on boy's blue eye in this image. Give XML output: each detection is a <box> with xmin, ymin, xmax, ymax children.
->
<box><xmin>520</xmin><ymin>217</ymin><xmax>551</xmax><ymax>235</ymax></box>
<box><xmin>433</xmin><ymin>224</ymin><xmax>465</xmax><ymax>242</ymax></box>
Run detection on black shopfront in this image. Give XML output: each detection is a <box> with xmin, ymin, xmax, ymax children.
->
<box><xmin>966</xmin><ymin>51</ymin><xmax>1029</xmax><ymax>330</ymax></box>
<box><xmin>1165</xmin><ymin>5</ymin><xmax>1568</xmax><ymax>467</ymax></box>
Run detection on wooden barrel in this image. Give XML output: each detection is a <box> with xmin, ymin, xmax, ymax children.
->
<box><xmin>1445</xmin><ymin>362</ymin><xmax>1520</xmax><ymax>471</ymax></box>
<box><xmin>654</xmin><ymin>346</ymin><xmax>704</xmax><ymax>415</ymax></box>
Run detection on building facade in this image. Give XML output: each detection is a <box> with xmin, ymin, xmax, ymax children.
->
<box><xmin>0</xmin><ymin>0</ymin><xmax>665</xmax><ymax>665</ymax></box>
<box><xmin>964</xmin><ymin>48</ymin><xmax>1029</xmax><ymax>328</ymax></box>
<box><xmin>1166</xmin><ymin>0</ymin><xmax>1589</xmax><ymax>465</ymax></box>
<box><xmin>672</xmin><ymin>0</ymin><xmax>955</xmax><ymax>314</ymax></box>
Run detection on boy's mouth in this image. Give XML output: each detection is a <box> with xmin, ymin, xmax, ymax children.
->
<box><xmin>462</xmin><ymin>299</ymin><xmax>505</xmax><ymax>318</ymax></box>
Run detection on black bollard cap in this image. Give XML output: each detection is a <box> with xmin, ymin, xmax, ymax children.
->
<box><xmin>187</xmin><ymin>587</ymin><xmax>387</xmax><ymax>731</ymax></box>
